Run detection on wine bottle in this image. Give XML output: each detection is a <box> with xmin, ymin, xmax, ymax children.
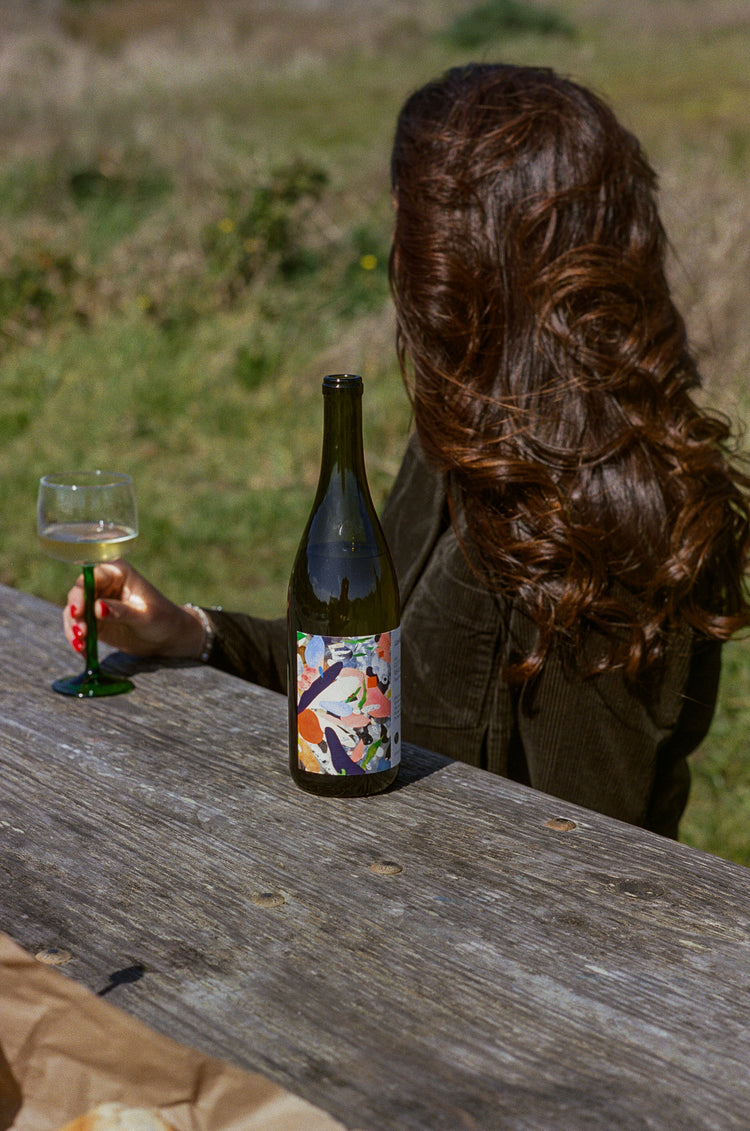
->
<box><xmin>288</xmin><ymin>374</ymin><xmax>401</xmax><ymax>796</ymax></box>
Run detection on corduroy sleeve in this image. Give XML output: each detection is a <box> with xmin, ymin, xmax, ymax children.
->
<box><xmin>202</xmin><ymin>609</ymin><xmax>287</xmax><ymax>694</ymax></box>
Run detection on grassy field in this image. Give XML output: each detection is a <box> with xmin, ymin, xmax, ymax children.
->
<box><xmin>2</xmin><ymin>0</ymin><xmax>749</xmax><ymax>863</ymax></box>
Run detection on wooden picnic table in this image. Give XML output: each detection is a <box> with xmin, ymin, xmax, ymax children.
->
<box><xmin>1</xmin><ymin>581</ymin><xmax>750</xmax><ymax>1130</ymax></box>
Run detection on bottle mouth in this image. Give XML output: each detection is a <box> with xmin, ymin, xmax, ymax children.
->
<box><xmin>322</xmin><ymin>374</ymin><xmax>363</xmax><ymax>392</ymax></box>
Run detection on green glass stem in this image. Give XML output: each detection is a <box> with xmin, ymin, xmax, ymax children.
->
<box><xmin>51</xmin><ymin>563</ymin><xmax>134</xmax><ymax>697</ymax></box>
<box><xmin>83</xmin><ymin>564</ymin><xmax>101</xmax><ymax>679</ymax></box>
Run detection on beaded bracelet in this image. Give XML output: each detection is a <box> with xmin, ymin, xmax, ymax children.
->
<box><xmin>184</xmin><ymin>603</ymin><xmax>216</xmax><ymax>663</ymax></box>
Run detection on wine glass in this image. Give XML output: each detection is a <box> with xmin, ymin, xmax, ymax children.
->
<box><xmin>37</xmin><ymin>471</ymin><xmax>138</xmax><ymax>697</ymax></box>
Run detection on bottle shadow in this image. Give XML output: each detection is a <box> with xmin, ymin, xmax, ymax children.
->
<box><xmin>100</xmin><ymin>653</ymin><xmax>453</xmax><ymax>787</ymax></box>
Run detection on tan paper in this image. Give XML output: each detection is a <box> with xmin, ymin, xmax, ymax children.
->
<box><xmin>0</xmin><ymin>933</ymin><xmax>346</xmax><ymax>1131</ymax></box>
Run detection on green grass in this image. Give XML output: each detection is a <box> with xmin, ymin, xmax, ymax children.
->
<box><xmin>681</xmin><ymin>636</ymin><xmax>750</xmax><ymax>866</ymax></box>
<box><xmin>441</xmin><ymin>0</ymin><xmax>575</xmax><ymax>48</ymax></box>
<box><xmin>2</xmin><ymin>0</ymin><xmax>750</xmax><ymax>864</ymax></box>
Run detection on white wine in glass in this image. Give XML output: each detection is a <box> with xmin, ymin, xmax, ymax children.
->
<box><xmin>37</xmin><ymin>471</ymin><xmax>138</xmax><ymax>697</ymax></box>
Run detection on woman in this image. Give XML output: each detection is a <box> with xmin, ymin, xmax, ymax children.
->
<box><xmin>63</xmin><ymin>64</ymin><xmax>750</xmax><ymax>836</ymax></box>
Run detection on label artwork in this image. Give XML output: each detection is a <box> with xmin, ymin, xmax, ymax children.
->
<box><xmin>295</xmin><ymin>629</ymin><xmax>401</xmax><ymax>775</ymax></box>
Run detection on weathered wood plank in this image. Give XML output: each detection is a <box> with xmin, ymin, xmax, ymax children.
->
<box><xmin>1</xmin><ymin>583</ymin><xmax>749</xmax><ymax>1130</ymax></box>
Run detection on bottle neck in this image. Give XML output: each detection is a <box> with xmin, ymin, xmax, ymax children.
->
<box><xmin>318</xmin><ymin>374</ymin><xmax>366</xmax><ymax>488</ymax></box>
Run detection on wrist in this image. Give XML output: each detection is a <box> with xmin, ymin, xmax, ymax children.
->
<box><xmin>182</xmin><ymin>603</ymin><xmax>216</xmax><ymax>662</ymax></box>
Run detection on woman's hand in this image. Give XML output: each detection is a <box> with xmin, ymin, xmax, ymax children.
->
<box><xmin>62</xmin><ymin>560</ymin><xmax>206</xmax><ymax>660</ymax></box>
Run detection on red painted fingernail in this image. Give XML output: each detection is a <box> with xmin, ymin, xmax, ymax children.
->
<box><xmin>69</xmin><ymin>604</ymin><xmax>79</xmax><ymax>617</ymax></box>
<box><xmin>72</xmin><ymin>624</ymin><xmax>83</xmax><ymax>639</ymax></box>
<box><xmin>99</xmin><ymin>601</ymin><xmax>110</xmax><ymax>618</ymax></box>
<box><xmin>73</xmin><ymin>639</ymin><xmax>85</xmax><ymax>653</ymax></box>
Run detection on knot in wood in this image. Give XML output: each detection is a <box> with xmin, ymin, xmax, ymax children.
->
<box><xmin>544</xmin><ymin>817</ymin><xmax>577</xmax><ymax>832</ymax></box>
<box><xmin>370</xmin><ymin>860</ymin><xmax>403</xmax><ymax>875</ymax></box>
<box><xmin>250</xmin><ymin>891</ymin><xmax>286</xmax><ymax>908</ymax></box>
<box><xmin>35</xmin><ymin>947</ymin><xmax>72</xmax><ymax>966</ymax></box>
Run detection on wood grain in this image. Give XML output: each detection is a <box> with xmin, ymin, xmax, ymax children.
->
<box><xmin>1</xmin><ymin>584</ymin><xmax>749</xmax><ymax>1130</ymax></box>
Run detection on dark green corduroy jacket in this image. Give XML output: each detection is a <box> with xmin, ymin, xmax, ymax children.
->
<box><xmin>204</xmin><ymin>436</ymin><xmax>721</xmax><ymax>838</ymax></box>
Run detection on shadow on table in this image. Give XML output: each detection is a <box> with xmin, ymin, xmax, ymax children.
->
<box><xmin>393</xmin><ymin>743</ymin><xmax>455</xmax><ymax>788</ymax></box>
<box><xmin>100</xmin><ymin>651</ymin><xmax>194</xmax><ymax>678</ymax></box>
<box><xmin>101</xmin><ymin>652</ymin><xmax>455</xmax><ymax>788</ymax></box>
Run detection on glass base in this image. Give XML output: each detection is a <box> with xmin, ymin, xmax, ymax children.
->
<box><xmin>52</xmin><ymin>671</ymin><xmax>134</xmax><ymax>698</ymax></box>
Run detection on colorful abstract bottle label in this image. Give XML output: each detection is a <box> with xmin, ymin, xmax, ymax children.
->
<box><xmin>295</xmin><ymin>629</ymin><xmax>401</xmax><ymax>775</ymax></box>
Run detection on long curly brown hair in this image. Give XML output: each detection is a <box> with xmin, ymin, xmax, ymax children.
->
<box><xmin>390</xmin><ymin>63</ymin><xmax>750</xmax><ymax>681</ymax></box>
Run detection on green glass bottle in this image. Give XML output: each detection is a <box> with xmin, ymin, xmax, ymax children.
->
<box><xmin>288</xmin><ymin>374</ymin><xmax>401</xmax><ymax>796</ymax></box>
